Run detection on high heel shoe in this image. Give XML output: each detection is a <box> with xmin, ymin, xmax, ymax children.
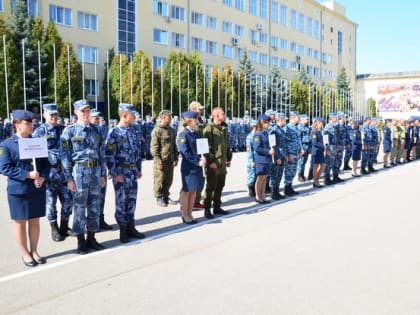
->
<box><xmin>312</xmin><ymin>183</ymin><xmax>323</xmax><ymax>188</ymax></box>
<box><xmin>182</xmin><ymin>217</ymin><xmax>198</xmax><ymax>225</ymax></box>
<box><xmin>22</xmin><ymin>256</ymin><xmax>38</xmax><ymax>267</ymax></box>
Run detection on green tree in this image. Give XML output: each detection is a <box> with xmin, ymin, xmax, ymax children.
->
<box><xmin>238</xmin><ymin>50</ymin><xmax>256</xmax><ymax>112</ymax></box>
<box><xmin>55</xmin><ymin>43</ymin><xmax>82</xmax><ymax>117</ymax></box>
<box><xmin>267</xmin><ymin>66</ymin><xmax>289</xmax><ymax>113</ymax></box>
<box><xmin>108</xmin><ymin>53</ymin><xmax>129</xmax><ymax>118</ymax></box>
<box><xmin>187</xmin><ymin>51</ymin><xmax>204</xmax><ymax>106</ymax></box>
<box><xmin>336</xmin><ymin>67</ymin><xmax>352</xmax><ymax>114</ymax></box>
<box><xmin>45</xmin><ymin>22</ymin><xmax>63</xmax><ymax>102</ymax></box>
<box><xmin>290</xmin><ymin>76</ymin><xmax>308</xmax><ymax>115</ymax></box>
<box><xmin>101</xmin><ymin>48</ymin><xmax>115</xmax><ymax>119</ymax></box>
<box><xmin>367</xmin><ymin>97</ymin><xmax>376</xmax><ymax>117</ymax></box>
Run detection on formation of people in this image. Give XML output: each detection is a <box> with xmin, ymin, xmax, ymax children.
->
<box><xmin>0</xmin><ymin>100</ymin><xmax>419</xmax><ymax>267</ymax></box>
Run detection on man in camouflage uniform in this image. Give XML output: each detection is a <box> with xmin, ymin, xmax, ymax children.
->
<box><xmin>297</xmin><ymin>114</ymin><xmax>311</xmax><ymax>182</ymax></box>
<box><xmin>90</xmin><ymin>110</ymin><xmax>113</xmax><ymax>230</ymax></box>
<box><xmin>361</xmin><ymin>116</ymin><xmax>373</xmax><ymax>174</ymax></box>
<box><xmin>61</xmin><ymin>99</ymin><xmax>107</xmax><ymax>254</ymax></box>
<box><xmin>106</xmin><ymin>103</ymin><xmax>145</xmax><ymax>243</ymax></box>
<box><xmin>203</xmin><ymin>107</ymin><xmax>232</xmax><ymax>219</ymax></box>
<box><xmin>390</xmin><ymin>119</ymin><xmax>399</xmax><ymax>165</ymax></box>
<box><xmin>269</xmin><ymin>112</ymin><xmax>287</xmax><ymax>200</ymax></box>
<box><xmin>333</xmin><ymin>112</ymin><xmax>346</xmax><ymax>182</ymax></box>
<box><xmin>150</xmin><ymin>110</ymin><xmax>179</xmax><ymax>207</ymax></box>
<box><xmin>32</xmin><ymin>103</ymin><xmax>73</xmax><ymax>242</ymax></box>
<box><xmin>283</xmin><ymin>111</ymin><xmax>303</xmax><ymax>195</ymax></box>
<box><xmin>323</xmin><ymin>113</ymin><xmax>338</xmax><ymax>184</ymax></box>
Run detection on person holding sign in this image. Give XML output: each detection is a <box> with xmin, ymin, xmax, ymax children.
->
<box><xmin>310</xmin><ymin>117</ymin><xmax>326</xmax><ymax>188</ymax></box>
<box><xmin>177</xmin><ymin>112</ymin><xmax>206</xmax><ymax>224</ymax></box>
<box><xmin>0</xmin><ymin>110</ymin><xmax>49</xmax><ymax>267</ymax></box>
<box><xmin>253</xmin><ymin>114</ymin><xmax>275</xmax><ymax>204</ymax></box>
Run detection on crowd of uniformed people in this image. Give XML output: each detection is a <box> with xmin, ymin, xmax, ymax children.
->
<box><xmin>0</xmin><ymin>100</ymin><xmax>419</xmax><ymax>267</ymax></box>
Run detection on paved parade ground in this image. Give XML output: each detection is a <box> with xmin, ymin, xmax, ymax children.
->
<box><xmin>1</xmin><ymin>152</ymin><xmax>420</xmax><ymax>314</ymax></box>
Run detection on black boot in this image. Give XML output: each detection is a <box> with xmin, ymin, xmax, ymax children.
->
<box><xmin>368</xmin><ymin>165</ymin><xmax>377</xmax><ymax>172</ymax></box>
<box><xmin>343</xmin><ymin>163</ymin><xmax>352</xmax><ymax>171</ymax></box>
<box><xmin>361</xmin><ymin>168</ymin><xmax>369</xmax><ymax>174</ymax></box>
<box><xmin>284</xmin><ymin>184</ymin><xmax>294</xmax><ymax>196</ymax></box>
<box><xmin>333</xmin><ymin>175</ymin><xmax>344</xmax><ymax>183</ymax></box>
<box><xmin>119</xmin><ymin>225</ymin><xmax>129</xmax><ymax>243</ymax></box>
<box><xmin>59</xmin><ymin>219</ymin><xmax>70</xmax><ymax>238</ymax></box>
<box><xmin>77</xmin><ymin>234</ymin><xmax>87</xmax><ymax>255</ymax></box>
<box><xmin>214</xmin><ymin>206</ymin><xmax>229</xmax><ymax>215</ymax></box>
<box><xmin>298</xmin><ymin>173</ymin><xmax>305</xmax><ymax>182</ymax></box>
<box><xmin>204</xmin><ymin>208</ymin><xmax>214</xmax><ymax>219</ymax></box>
<box><xmin>50</xmin><ymin>222</ymin><xmax>64</xmax><ymax>242</ymax></box>
<box><xmin>248</xmin><ymin>185</ymin><xmax>256</xmax><ymax>197</ymax></box>
<box><xmin>86</xmin><ymin>231</ymin><xmax>105</xmax><ymax>251</ymax></box>
<box><xmin>324</xmin><ymin>176</ymin><xmax>333</xmax><ymax>185</ymax></box>
<box><xmin>100</xmin><ymin>214</ymin><xmax>113</xmax><ymax>230</ymax></box>
<box><xmin>289</xmin><ymin>185</ymin><xmax>299</xmax><ymax>195</ymax></box>
<box><xmin>271</xmin><ymin>190</ymin><xmax>285</xmax><ymax>200</ymax></box>
<box><xmin>127</xmin><ymin>222</ymin><xmax>145</xmax><ymax>239</ymax></box>
<box><xmin>307</xmin><ymin>170</ymin><xmax>313</xmax><ymax>181</ymax></box>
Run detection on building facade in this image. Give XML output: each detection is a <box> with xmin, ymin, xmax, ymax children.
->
<box><xmin>0</xmin><ymin>0</ymin><xmax>357</xmax><ymax>105</ymax></box>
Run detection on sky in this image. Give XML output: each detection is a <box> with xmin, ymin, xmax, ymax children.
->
<box><xmin>326</xmin><ymin>0</ymin><xmax>420</xmax><ymax>75</ymax></box>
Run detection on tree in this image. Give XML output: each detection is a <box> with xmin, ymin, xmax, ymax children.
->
<box><xmin>45</xmin><ymin>22</ymin><xmax>63</xmax><ymax>102</ymax></box>
<box><xmin>238</xmin><ymin>50</ymin><xmax>256</xmax><ymax>112</ymax></box>
<box><xmin>187</xmin><ymin>51</ymin><xmax>204</xmax><ymax>106</ymax></box>
<box><xmin>290</xmin><ymin>76</ymin><xmax>308</xmax><ymax>115</ymax></box>
<box><xmin>267</xmin><ymin>66</ymin><xmax>289</xmax><ymax>114</ymax></box>
<box><xmin>108</xmin><ymin>53</ymin><xmax>129</xmax><ymax>118</ymax></box>
<box><xmin>55</xmin><ymin>43</ymin><xmax>82</xmax><ymax>117</ymax></box>
<box><xmin>336</xmin><ymin>66</ymin><xmax>353</xmax><ymax>114</ymax></box>
<box><xmin>367</xmin><ymin>97</ymin><xmax>376</xmax><ymax>117</ymax></box>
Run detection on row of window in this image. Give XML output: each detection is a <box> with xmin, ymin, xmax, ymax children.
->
<box><xmin>49</xmin><ymin>4</ymin><xmax>98</xmax><ymax>31</ymax></box>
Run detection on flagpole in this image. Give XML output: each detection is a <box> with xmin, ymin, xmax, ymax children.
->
<box><xmin>106</xmin><ymin>51</ymin><xmax>110</xmax><ymax>123</ymax></box>
<box><xmin>67</xmin><ymin>45</ymin><xmax>71</xmax><ymax>117</ymax></box>
<box><xmin>37</xmin><ymin>41</ymin><xmax>43</xmax><ymax>123</ymax></box>
<box><xmin>53</xmin><ymin>43</ymin><xmax>57</xmax><ymax>104</ymax></box>
<box><xmin>22</xmin><ymin>39</ymin><xmax>26</xmax><ymax>110</ymax></box>
<box><xmin>3</xmin><ymin>35</ymin><xmax>9</xmax><ymax>118</ymax></box>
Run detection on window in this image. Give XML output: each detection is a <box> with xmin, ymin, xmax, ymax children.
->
<box><xmin>171</xmin><ymin>32</ymin><xmax>185</xmax><ymax>48</ymax></box>
<box><xmin>290</xmin><ymin>42</ymin><xmax>297</xmax><ymax>53</ymax></box>
<box><xmin>298</xmin><ymin>13</ymin><xmax>304</xmax><ymax>33</ymax></box>
<box><xmin>206</xmin><ymin>40</ymin><xmax>217</xmax><ymax>55</ymax></box>
<box><xmin>222</xmin><ymin>21</ymin><xmax>233</xmax><ymax>34</ymax></box>
<box><xmin>314</xmin><ymin>67</ymin><xmax>320</xmax><ymax>77</ymax></box>
<box><xmin>271</xmin><ymin>36</ymin><xmax>279</xmax><ymax>48</ymax></box>
<box><xmin>235</xmin><ymin>0</ymin><xmax>244</xmax><ymax>11</ymax></box>
<box><xmin>28</xmin><ymin>0</ymin><xmax>37</xmax><ymax>16</ymax></box>
<box><xmin>234</xmin><ymin>47</ymin><xmax>243</xmax><ymax>59</ymax></box>
<box><xmin>338</xmin><ymin>30</ymin><xmax>343</xmax><ymax>55</ymax></box>
<box><xmin>290</xmin><ymin>61</ymin><xmax>297</xmax><ymax>71</ymax></box>
<box><xmin>290</xmin><ymin>10</ymin><xmax>297</xmax><ymax>30</ymax></box>
<box><xmin>153</xmin><ymin>0</ymin><xmax>168</xmax><ymax>16</ymax></box>
<box><xmin>152</xmin><ymin>56</ymin><xmax>166</xmax><ymax>71</ymax></box>
<box><xmin>191</xmin><ymin>12</ymin><xmax>203</xmax><ymax>26</ymax></box>
<box><xmin>206</xmin><ymin>16</ymin><xmax>217</xmax><ymax>30</ymax></box>
<box><xmin>153</xmin><ymin>28</ymin><xmax>168</xmax><ymax>45</ymax></box>
<box><xmin>234</xmin><ymin>24</ymin><xmax>245</xmax><ymax>37</ymax></box>
<box><xmin>259</xmin><ymin>32</ymin><xmax>268</xmax><ymax>44</ymax></box>
<box><xmin>307</xmin><ymin>47</ymin><xmax>313</xmax><ymax>58</ymax></box>
<box><xmin>222</xmin><ymin>45</ymin><xmax>233</xmax><ymax>58</ymax></box>
<box><xmin>314</xmin><ymin>50</ymin><xmax>320</xmax><ymax>60</ymax></box>
<box><xmin>49</xmin><ymin>5</ymin><xmax>72</xmax><ymax>26</ymax></box>
<box><xmin>85</xmin><ymin>80</ymin><xmax>98</xmax><ymax>96</ymax></box>
<box><xmin>260</xmin><ymin>0</ymin><xmax>267</xmax><ymax>19</ymax></box>
<box><xmin>314</xmin><ymin>20</ymin><xmax>320</xmax><ymax>39</ymax></box>
<box><xmin>249</xmin><ymin>51</ymin><xmax>257</xmax><ymax>63</ymax></box>
<box><xmin>307</xmin><ymin>17</ymin><xmax>313</xmax><ymax>37</ymax></box>
<box><xmin>280</xmin><ymin>58</ymin><xmax>288</xmax><ymax>69</ymax></box>
<box><xmin>259</xmin><ymin>53</ymin><xmax>268</xmax><ymax>65</ymax></box>
<box><xmin>249</xmin><ymin>30</ymin><xmax>258</xmax><ymax>42</ymax></box>
<box><xmin>306</xmin><ymin>66</ymin><xmax>313</xmax><ymax>76</ymax></box>
<box><xmin>77</xmin><ymin>46</ymin><xmax>98</xmax><ymax>64</ymax></box>
<box><xmin>280</xmin><ymin>5</ymin><xmax>287</xmax><ymax>26</ymax></box>
<box><xmin>249</xmin><ymin>0</ymin><xmax>257</xmax><ymax>16</ymax></box>
<box><xmin>118</xmin><ymin>0</ymin><xmax>136</xmax><ymax>56</ymax></box>
<box><xmin>298</xmin><ymin>45</ymin><xmax>304</xmax><ymax>55</ymax></box>
<box><xmin>223</xmin><ymin>0</ymin><xmax>232</xmax><ymax>6</ymax></box>
<box><xmin>272</xmin><ymin>1</ymin><xmax>279</xmax><ymax>23</ymax></box>
<box><xmin>78</xmin><ymin>12</ymin><xmax>98</xmax><ymax>31</ymax></box>
<box><xmin>272</xmin><ymin>56</ymin><xmax>279</xmax><ymax>67</ymax></box>
<box><xmin>280</xmin><ymin>39</ymin><xmax>288</xmax><ymax>49</ymax></box>
<box><xmin>191</xmin><ymin>37</ymin><xmax>203</xmax><ymax>51</ymax></box>
<box><xmin>171</xmin><ymin>5</ymin><xmax>185</xmax><ymax>21</ymax></box>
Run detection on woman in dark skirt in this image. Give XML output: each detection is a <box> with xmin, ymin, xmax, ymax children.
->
<box><xmin>351</xmin><ymin>120</ymin><xmax>363</xmax><ymax>177</ymax></box>
<box><xmin>253</xmin><ymin>114</ymin><xmax>275</xmax><ymax>203</ymax></box>
<box><xmin>310</xmin><ymin>117</ymin><xmax>326</xmax><ymax>187</ymax></box>
<box><xmin>177</xmin><ymin>112</ymin><xmax>206</xmax><ymax>224</ymax></box>
<box><xmin>0</xmin><ymin>110</ymin><xmax>49</xmax><ymax>267</ymax></box>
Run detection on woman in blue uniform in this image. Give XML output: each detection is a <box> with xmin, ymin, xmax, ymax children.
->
<box><xmin>0</xmin><ymin>110</ymin><xmax>49</xmax><ymax>267</ymax></box>
<box><xmin>382</xmin><ymin>119</ymin><xmax>392</xmax><ymax>168</ymax></box>
<box><xmin>310</xmin><ymin>117</ymin><xmax>325</xmax><ymax>188</ymax></box>
<box><xmin>351</xmin><ymin>120</ymin><xmax>363</xmax><ymax>177</ymax></box>
<box><xmin>253</xmin><ymin>114</ymin><xmax>274</xmax><ymax>204</ymax></box>
<box><xmin>177</xmin><ymin>112</ymin><xmax>206</xmax><ymax>224</ymax></box>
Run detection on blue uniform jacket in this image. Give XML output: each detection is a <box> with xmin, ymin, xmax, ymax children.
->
<box><xmin>177</xmin><ymin>127</ymin><xmax>202</xmax><ymax>171</ymax></box>
<box><xmin>32</xmin><ymin>123</ymin><xmax>65</xmax><ymax>166</ymax></box>
<box><xmin>0</xmin><ymin>135</ymin><xmax>49</xmax><ymax>194</ymax></box>
<box><xmin>351</xmin><ymin>129</ymin><xmax>362</xmax><ymax>150</ymax></box>
<box><xmin>310</xmin><ymin>129</ymin><xmax>324</xmax><ymax>155</ymax></box>
<box><xmin>254</xmin><ymin>130</ymin><xmax>272</xmax><ymax>164</ymax></box>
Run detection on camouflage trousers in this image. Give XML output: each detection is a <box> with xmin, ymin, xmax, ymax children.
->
<box><xmin>334</xmin><ymin>146</ymin><xmax>344</xmax><ymax>174</ymax></box>
<box><xmin>297</xmin><ymin>148</ymin><xmax>310</xmax><ymax>175</ymax></box>
<box><xmin>324</xmin><ymin>148</ymin><xmax>337</xmax><ymax>177</ymax></box>
<box><xmin>284</xmin><ymin>158</ymin><xmax>298</xmax><ymax>185</ymax></box>
<box><xmin>246</xmin><ymin>160</ymin><xmax>256</xmax><ymax>186</ymax></box>
<box><xmin>344</xmin><ymin>145</ymin><xmax>352</xmax><ymax>164</ymax></box>
<box><xmin>361</xmin><ymin>148</ymin><xmax>370</xmax><ymax>168</ymax></box>
<box><xmin>46</xmin><ymin>168</ymin><xmax>72</xmax><ymax>223</ymax></box>
<box><xmin>72</xmin><ymin>165</ymin><xmax>101</xmax><ymax>235</ymax></box>
<box><xmin>100</xmin><ymin>181</ymin><xmax>107</xmax><ymax>215</ymax></box>
<box><xmin>203</xmin><ymin>167</ymin><xmax>226</xmax><ymax>209</ymax></box>
<box><xmin>153</xmin><ymin>161</ymin><xmax>174</xmax><ymax>199</ymax></box>
<box><xmin>113</xmin><ymin>169</ymin><xmax>138</xmax><ymax>225</ymax></box>
<box><xmin>270</xmin><ymin>162</ymin><xmax>284</xmax><ymax>190</ymax></box>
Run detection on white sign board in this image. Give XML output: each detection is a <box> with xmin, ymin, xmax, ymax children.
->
<box><xmin>269</xmin><ymin>134</ymin><xmax>276</xmax><ymax>147</ymax></box>
<box><xmin>322</xmin><ymin>135</ymin><xmax>329</xmax><ymax>146</ymax></box>
<box><xmin>196</xmin><ymin>138</ymin><xmax>209</xmax><ymax>155</ymax></box>
<box><xmin>18</xmin><ymin>138</ymin><xmax>48</xmax><ymax>159</ymax></box>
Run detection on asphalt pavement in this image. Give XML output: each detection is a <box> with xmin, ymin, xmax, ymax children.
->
<box><xmin>0</xmin><ymin>153</ymin><xmax>420</xmax><ymax>314</ymax></box>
